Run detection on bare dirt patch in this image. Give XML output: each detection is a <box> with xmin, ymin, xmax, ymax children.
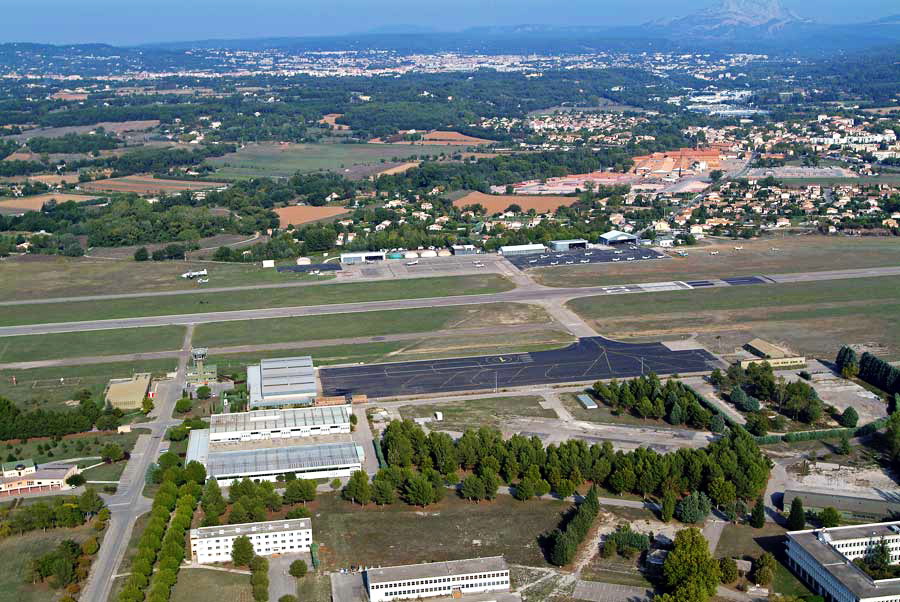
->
<box><xmin>453</xmin><ymin>191</ymin><xmax>578</xmax><ymax>214</ymax></box>
<box><xmin>81</xmin><ymin>175</ymin><xmax>227</xmax><ymax>195</ymax></box>
<box><xmin>0</xmin><ymin>192</ymin><xmax>98</xmax><ymax>211</ymax></box>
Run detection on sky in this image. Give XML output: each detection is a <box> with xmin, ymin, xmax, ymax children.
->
<box><xmin>2</xmin><ymin>0</ymin><xmax>897</xmax><ymax>45</ymax></box>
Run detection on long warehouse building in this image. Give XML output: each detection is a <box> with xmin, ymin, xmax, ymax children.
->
<box><xmin>366</xmin><ymin>557</ymin><xmax>510</xmax><ymax>602</ymax></box>
<box><xmin>209</xmin><ymin>405</ymin><xmax>352</xmax><ymax>443</ymax></box>
<box><xmin>187</xmin><ymin>429</ymin><xmax>363</xmax><ymax>485</ymax></box>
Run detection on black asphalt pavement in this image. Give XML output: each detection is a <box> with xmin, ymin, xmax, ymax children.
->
<box><xmin>506</xmin><ymin>247</ymin><xmax>667</xmax><ymax>270</ymax></box>
<box><xmin>319</xmin><ymin>336</ymin><xmax>717</xmax><ymax>398</ymax></box>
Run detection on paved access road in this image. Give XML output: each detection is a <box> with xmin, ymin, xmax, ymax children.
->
<box><xmin>319</xmin><ymin>336</ymin><xmax>717</xmax><ymax>398</ymax></box>
<box><xmin>4</xmin><ymin>265</ymin><xmax>900</xmax><ymax>337</ymax></box>
<box><xmin>77</xmin><ymin>329</ymin><xmax>193</xmax><ymax>602</ymax></box>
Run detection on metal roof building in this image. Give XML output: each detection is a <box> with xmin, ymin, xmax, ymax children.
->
<box><xmin>499</xmin><ymin>243</ymin><xmax>545</xmax><ymax>256</ymax></box>
<box><xmin>549</xmin><ymin>239</ymin><xmax>588</xmax><ymax>252</ymax></box>
<box><xmin>599</xmin><ymin>230</ymin><xmax>638</xmax><ymax>245</ymax></box>
<box><xmin>186</xmin><ymin>428</ymin><xmax>363</xmax><ymax>485</ymax></box>
<box><xmin>248</xmin><ymin>356</ymin><xmax>318</xmax><ymax>409</ymax></box>
<box><xmin>209</xmin><ymin>405</ymin><xmax>352</xmax><ymax>442</ymax></box>
<box><xmin>784</xmin><ymin>489</ymin><xmax>900</xmax><ymax>523</ymax></box>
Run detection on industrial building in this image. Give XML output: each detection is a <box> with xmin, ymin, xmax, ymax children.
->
<box><xmin>599</xmin><ymin>230</ymin><xmax>638</xmax><ymax>245</ymax></box>
<box><xmin>786</xmin><ymin>521</ymin><xmax>900</xmax><ymax>602</ymax></box>
<box><xmin>248</xmin><ymin>356</ymin><xmax>318</xmax><ymax>409</ymax></box>
<box><xmin>548</xmin><ymin>239</ymin><xmax>588</xmax><ymax>252</ymax></box>
<box><xmin>739</xmin><ymin>338</ymin><xmax>806</xmax><ymax>369</ymax></box>
<box><xmin>104</xmin><ymin>373</ymin><xmax>152</xmax><ymax>410</ymax></box>
<box><xmin>784</xmin><ymin>489</ymin><xmax>900</xmax><ymax>523</ymax></box>
<box><xmin>0</xmin><ymin>459</ymin><xmax>78</xmax><ymax>497</ymax></box>
<box><xmin>499</xmin><ymin>243</ymin><xmax>545</xmax><ymax>256</ymax></box>
<box><xmin>365</xmin><ymin>557</ymin><xmax>510</xmax><ymax>602</ymax></box>
<box><xmin>186</xmin><ymin>429</ymin><xmax>364</xmax><ymax>485</ymax></box>
<box><xmin>189</xmin><ymin>518</ymin><xmax>312</xmax><ymax>564</ymax></box>
<box><xmin>340</xmin><ymin>251</ymin><xmax>386</xmax><ymax>264</ymax></box>
<box><xmin>209</xmin><ymin>405</ymin><xmax>352</xmax><ymax>443</ymax></box>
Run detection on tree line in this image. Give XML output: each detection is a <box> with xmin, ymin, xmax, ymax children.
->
<box><xmin>0</xmin><ymin>394</ymin><xmax>122</xmax><ymax>441</ymax></box>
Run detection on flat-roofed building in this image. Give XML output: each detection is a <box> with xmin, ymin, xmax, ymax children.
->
<box><xmin>784</xmin><ymin>489</ymin><xmax>900</xmax><ymax>523</ymax></box>
<box><xmin>786</xmin><ymin>522</ymin><xmax>900</xmax><ymax>602</ymax></box>
<box><xmin>248</xmin><ymin>357</ymin><xmax>318</xmax><ymax>409</ymax></box>
<box><xmin>499</xmin><ymin>243</ymin><xmax>545</xmax><ymax>256</ymax></box>
<box><xmin>105</xmin><ymin>373</ymin><xmax>152</xmax><ymax>410</ymax></box>
<box><xmin>366</xmin><ymin>557</ymin><xmax>510</xmax><ymax>602</ymax></box>
<box><xmin>190</xmin><ymin>518</ymin><xmax>312</xmax><ymax>564</ymax></box>
<box><xmin>209</xmin><ymin>405</ymin><xmax>352</xmax><ymax>443</ymax></box>
<box><xmin>0</xmin><ymin>459</ymin><xmax>77</xmax><ymax>497</ymax></box>
<box><xmin>186</xmin><ymin>429</ymin><xmax>363</xmax><ymax>485</ymax></box>
<box><xmin>341</xmin><ymin>251</ymin><xmax>386</xmax><ymax>264</ymax></box>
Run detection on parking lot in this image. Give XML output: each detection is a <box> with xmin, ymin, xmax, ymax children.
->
<box><xmin>505</xmin><ymin>247</ymin><xmax>668</xmax><ymax>270</ymax></box>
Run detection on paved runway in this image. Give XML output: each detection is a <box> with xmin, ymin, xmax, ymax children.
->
<box><xmin>2</xmin><ymin>265</ymin><xmax>900</xmax><ymax>337</ymax></box>
<box><xmin>319</xmin><ymin>336</ymin><xmax>718</xmax><ymax>398</ymax></box>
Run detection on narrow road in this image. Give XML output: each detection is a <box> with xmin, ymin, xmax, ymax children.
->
<box><xmin>78</xmin><ymin>326</ymin><xmax>194</xmax><ymax>602</ymax></box>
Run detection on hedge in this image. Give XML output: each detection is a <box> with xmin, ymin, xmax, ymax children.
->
<box><xmin>754</xmin><ymin>417</ymin><xmax>889</xmax><ymax>445</ymax></box>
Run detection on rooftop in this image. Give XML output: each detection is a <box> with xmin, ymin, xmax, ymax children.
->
<box><xmin>746</xmin><ymin>338</ymin><xmax>791</xmax><ymax>359</ymax></box>
<box><xmin>191</xmin><ymin>518</ymin><xmax>311</xmax><ymax>540</ymax></box>
<box><xmin>248</xmin><ymin>356</ymin><xmax>318</xmax><ymax>405</ymax></box>
<box><xmin>210</xmin><ymin>405</ymin><xmax>350</xmax><ymax>435</ymax></box>
<box><xmin>1</xmin><ymin>458</ymin><xmax>34</xmax><ymax>473</ymax></box>
<box><xmin>191</xmin><ymin>436</ymin><xmax>363</xmax><ymax>477</ymax></box>
<box><xmin>788</xmin><ymin>522</ymin><xmax>900</xmax><ymax>599</ymax></box>
<box><xmin>367</xmin><ymin>557</ymin><xmax>508</xmax><ymax>585</ymax></box>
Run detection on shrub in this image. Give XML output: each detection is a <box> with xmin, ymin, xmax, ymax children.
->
<box><xmin>839</xmin><ymin>407</ymin><xmax>859</xmax><ymax>428</ymax></box>
<box><xmin>675</xmin><ymin>491</ymin><xmax>711</xmax><ymax>524</ymax></box>
<box><xmin>719</xmin><ymin>557</ymin><xmax>738</xmax><ymax>583</ymax></box>
<box><xmin>289</xmin><ymin>559</ymin><xmax>307</xmax><ymax>579</ymax></box>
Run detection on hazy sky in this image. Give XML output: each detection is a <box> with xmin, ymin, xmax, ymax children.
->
<box><xmin>3</xmin><ymin>0</ymin><xmax>897</xmax><ymax>45</ymax></box>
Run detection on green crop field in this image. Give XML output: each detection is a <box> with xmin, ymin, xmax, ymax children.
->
<box><xmin>206</xmin><ymin>142</ymin><xmax>444</xmax><ymax>179</ymax></box>
<box><xmin>193</xmin><ymin>303</ymin><xmax>549</xmax><ymax>347</ymax></box>
<box><xmin>0</xmin><ymin>274</ymin><xmax>513</xmax><ymax>327</ymax></box>
<box><xmin>567</xmin><ymin>275</ymin><xmax>900</xmax><ymax>360</ymax></box>
<box><xmin>0</xmin><ymin>326</ymin><xmax>185</xmax><ymax>364</ymax></box>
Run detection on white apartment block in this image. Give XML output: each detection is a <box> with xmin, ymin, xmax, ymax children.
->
<box><xmin>189</xmin><ymin>518</ymin><xmax>312</xmax><ymax>564</ymax></box>
<box><xmin>365</xmin><ymin>557</ymin><xmax>510</xmax><ymax>602</ymax></box>
<box><xmin>209</xmin><ymin>405</ymin><xmax>352</xmax><ymax>443</ymax></box>
<box><xmin>786</xmin><ymin>522</ymin><xmax>900</xmax><ymax>602</ymax></box>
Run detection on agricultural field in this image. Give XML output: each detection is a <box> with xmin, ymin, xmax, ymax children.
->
<box><xmin>80</xmin><ymin>175</ymin><xmax>227</xmax><ymax>195</ymax></box>
<box><xmin>275</xmin><ymin>205</ymin><xmax>350</xmax><ymax>227</ymax></box>
<box><xmin>0</xmin><ymin>274</ymin><xmax>513</xmax><ymax>326</ymax></box>
<box><xmin>205</xmin><ymin>142</ymin><xmax>445</xmax><ymax>179</ymax></box>
<box><xmin>0</xmin><ymin>255</ymin><xmax>323</xmax><ymax>301</ymax></box>
<box><xmin>417</xmin><ymin>131</ymin><xmax>493</xmax><ymax>145</ymax></box>
<box><xmin>193</xmin><ymin>303</ymin><xmax>551</xmax><ymax>348</ymax></box>
<box><xmin>567</xmin><ymin>275</ymin><xmax>900</xmax><ymax>361</ymax></box>
<box><xmin>3</xmin><ymin>120</ymin><xmax>160</xmax><ymax>143</ymax></box>
<box><xmin>0</xmin><ymin>523</ymin><xmax>96</xmax><ymax>602</ymax></box>
<box><xmin>0</xmin><ymin>193</ymin><xmax>98</xmax><ymax>213</ymax></box>
<box><xmin>398</xmin><ymin>396</ymin><xmax>557</xmax><ymax>432</ymax></box>
<box><xmin>534</xmin><ymin>236</ymin><xmax>900</xmax><ymax>288</ymax></box>
<box><xmin>0</xmin><ymin>359</ymin><xmax>176</xmax><ymax>411</ymax></box>
<box><xmin>312</xmin><ymin>492</ymin><xmax>567</xmax><ymax>569</ymax></box>
<box><xmin>0</xmin><ymin>326</ymin><xmax>185</xmax><ymax>364</ymax></box>
<box><xmin>452</xmin><ymin>191</ymin><xmax>578</xmax><ymax>214</ymax></box>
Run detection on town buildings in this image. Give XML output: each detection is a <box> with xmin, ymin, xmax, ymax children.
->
<box><xmin>0</xmin><ymin>459</ymin><xmax>78</xmax><ymax>497</ymax></box>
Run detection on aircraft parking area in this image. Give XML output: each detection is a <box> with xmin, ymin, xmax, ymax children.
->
<box><xmin>505</xmin><ymin>247</ymin><xmax>668</xmax><ymax>270</ymax></box>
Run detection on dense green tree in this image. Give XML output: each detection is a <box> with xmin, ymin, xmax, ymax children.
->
<box><xmin>787</xmin><ymin>497</ymin><xmax>806</xmax><ymax>531</ymax></box>
<box><xmin>231</xmin><ymin>536</ymin><xmax>254</xmax><ymax>567</ymax></box>
<box><xmin>289</xmin><ymin>559</ymin><xmax>308</xmax><ymax>579</ymax></box>
<box><xmin>663</xmin><ymin>528</ymin><xmax>720</xmax><ymax>601</ymax></box>
<box><xmin>750</xmin><ymin>497</ymin><xmax>766</xmax><ymax>528</ymax></box>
